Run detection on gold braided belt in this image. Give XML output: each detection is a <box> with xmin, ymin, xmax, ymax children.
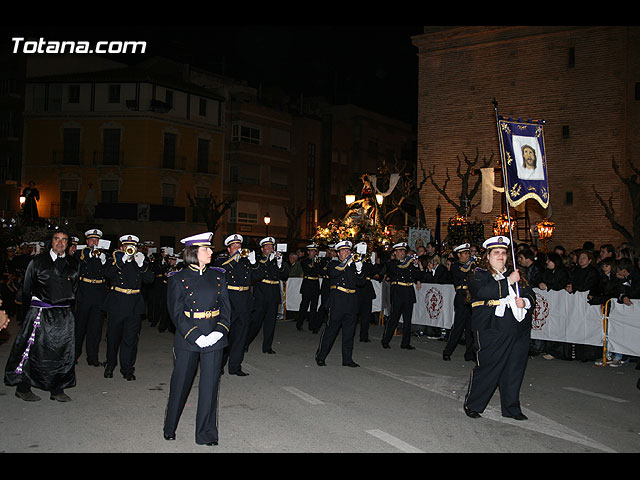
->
<box><xmin>303</xmin><ymin>276</ymin><xmax>319</xmax><ymax>280</ymax></box>
<box><xmin>471</xmin><ymin>299</ymin><xmax>502</xmax><ymax>308</ymax></box>
<box><xmin>330</xmin><ymin>285</ymin><xmax>356</xmax><ymax>294</ymax></box>
<box><xmin>111</xmin><ymin>286</ymin><xmax>140</xmax><ymax>294</ymax></box>
<box><xmin>261</xmin><ymin>279</ymin><xmax>279</xmax><ymax>285</ymax></box>
<box><xmin>227</xmin><ymin>285</ymin><xmax>250</xmax><ymax>291</ymax></box>
<box><xmin>391</xmin><ymin>281</ymin><xmax>413</xmax><ymax>287</ymax></box>
<box><xmin>185</xmin><ymin>309</ymin><xmax>220</xmax><ymax>319</ymax></box>
<box><xmin>80</xmin><ymin>277</ymin><xmax>104</xmax><ymax>284</ymax></box>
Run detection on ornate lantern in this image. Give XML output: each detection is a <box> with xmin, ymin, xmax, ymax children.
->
<box><xmin>493</xmin><ymin>213</ymin><xmax>516</xmax><ymax>236</ymax></box>
<box><xmin>536</xmin><ymin>219</ymin><xmax>555</xmax><ymax>252</ymax></box>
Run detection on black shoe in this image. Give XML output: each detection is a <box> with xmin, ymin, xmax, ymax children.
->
<box><xmin>360</xmin><ymin>338</ymin><xmax>371</xmax><ymax>343</ymax></box>
<box><xmin>124</xmin><ymin>373</ymin><xmax>136</xmax><ymax>381</ymax></box>
<box><xmin>50</xmin><ymin>392</ymin><xmax>72</xmax><ymax>402</ymax></box>
<box><xmin>381</xmin><ymin>343</ymin><xmax>390</xmax><ymax>349</ymax></box>
<box><xmin>401</xmin><ymin>345</ymin><xmax>415</xmax><ymax>350</ymax></box>
<box><xmin>88</xmin><ymin>360</ymin><xmax>104</xmax><ymax>367</ymax></box>
<box><xmin>231</xmin><ymin>369</ymin><xmax>249</xmax><ymax>376</ymax></box>
<box><xmin>316</xmin><ymin>359</ymin><xmax>326</xmax><ymax>366</ymax></box>
<box><xmin>504</xmin><ymin>413</ymin><xmax>528</xmax><ymax>421</ymax></box>
<box><xmin>164</xmin><ymin>434</ymin><xmax>176</xmax><ymax>441</ymax></box>
<box><xmin>342</xmin><ymin>361</ymin><xmax>360</xmax><ymax>367</ymax></box>
<box><xmin>104</xmin><ymin>368</ymin><xmax>113</xmax><ymax>378</ymax></box>
<box><xmin>265</xmin><ymin>349</ymin><xmax>276</xmax><ymax>354</ymax></box>
<box><xmin>205</xmin><ymin>441</ymin><xmax>218</xmax><ymax>446</ymax></box>
<box><xmin>442</xmin><ymin>353</ymin><xmax>451</xmax><ymax>361</ymax></box>
<box><xmin>464</xmin><ymin>405</ymin><xmax>481</xmax><ymax>419</ymax></box>
<box><xmin>15</xmin><ymin>390</ymin><xmax>41</xmax><ymax>402</ymax></box>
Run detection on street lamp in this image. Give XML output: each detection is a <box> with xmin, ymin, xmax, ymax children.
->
<box><xmin>264</xmin><ymin>212</ymin><xmax>271</xmax><ymax>236</ymax></box>
<box><xmin>345</xmin><ymin>187</ymin><xmax>356</xmax><ymax>206</ymax></box>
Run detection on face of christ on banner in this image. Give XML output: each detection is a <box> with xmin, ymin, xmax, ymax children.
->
<box><xmin>513</xmin><ymin>135</ymin><xmax>545</xmax><ymax>181</ymax></box>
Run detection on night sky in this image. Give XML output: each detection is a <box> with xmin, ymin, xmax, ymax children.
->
<box><xmin>3</xmin><ymin>25</ymin><xmax>424</xmax><ymax>126</ymax></box>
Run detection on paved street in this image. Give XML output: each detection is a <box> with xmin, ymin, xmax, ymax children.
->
<box><xmin>1</xmin><ymin>315</ymin><xmax>639</xmax><ymax>453</ymax></box>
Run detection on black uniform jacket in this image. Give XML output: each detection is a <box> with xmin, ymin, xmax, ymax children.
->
<box><xmin>167</xmin><ymin>264</ymin><xmax>231</xmax><ymax>352</ymax></box>
<box><xmin>422</xmin><ymin>264</ymin><xmax>448</xmax><ymax>284</ymax></box>
<box><xmin>73</xmin><ymin>247</ymin><xmax>107</xmax><ymax>306</ymax></box>
<box><xmin>103</xmin><ymin>251</ymin><xmax>154</xmax><ymax>316</ymax></box>
<box><xmin>451</xmin><ymin>259</ymin><xmax>476</xmax><ymax>308</ymax></box>
<box><xmin>468</xmin><ymin>267</ymin><xmax>535</xmax><ymax>336</ymax></box>
<box><xmin>213</xmin><ymin>252</ymin><xmax>264</xmax><ymax>313</ymax></box>
<box><xmin>300</xmin><ymin>256</ymin><xmax>323</xmax><ymax>296</ymax></box>
<box><xmin>356</xmin><ymin>260</ymin><xmax>380</xmax><ymax>301</ymax></box>
<box><xmin>383</xmin><ymin>257</ymin><xmax>421</xmax><ymax>304</ymax></box>
<box><xmin>253</xmin><ymin>254</ymin><xmax>290</xmax><ymax>304</ymax></box>
<box><xmin>326</xmin><ymin>256</ymin><xmax>365</xmax><ymax>314</ymax></box>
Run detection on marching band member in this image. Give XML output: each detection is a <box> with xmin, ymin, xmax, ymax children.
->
<box><xmin>297</xmin><ymin>243</ymin><xmax>322</xmax><ymax>332</ymax></box>
<box><xmin>355</xmin><ymin>243</ymin><xmax>381</xmax><ymax>343</ymax></box>
<box><xmin>315</xmin><ymin>240</ymin><xmax>365</xmax><ymax>367</ymax></box>
<box><xmin>463</xmin><ymin>236</ymin><xmax>535</xmax><ymax>421</ymax></box>
<box><xmin>214</xmin><ymin>234</ymin><xmax>263</xmax><ymax>376</ymax></box>
<box><xmin>380</xmin><ymin>242</ymin><xmax>423</xmax><ymax>350</ymax></box>
<box><xmin>163</xmin><ymin>232</ymin><xmax>231</xmax><ymax>446</ymax></box>
<box><xmin>73</xmin><ymin>228</ymin><xmax>108</xmax><ymax>367</ymax></box>
<box><xmin>246</xmin><ymin>237</ymin><xmax>290</xmax><ymax>354</ymax></box>
<box><xmin>102</xmin><ymin>234</ymin><xmax>154</xmax><ymax>381</ymax></box>
<box><xmin>443</xmin><ymin>242</ymin><xmax>476</xmax><ymax>362</ymax></box>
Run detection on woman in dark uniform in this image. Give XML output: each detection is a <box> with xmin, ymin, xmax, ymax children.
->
<box><xmin>463</xmin><ymin>236</ymin><xmax>535</xmax><ymax>421</ymax></box>
<box><xmin>163</xmin><ymin>232</ymin><xmax>231</xmax><ymax>446</ymax></box>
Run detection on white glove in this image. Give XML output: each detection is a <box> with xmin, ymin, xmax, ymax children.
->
<box><xmin>99</xmin><ymin>252</ymin><xmax>107</xmax><ymax>265</ymax></box>
<box><xmin>195</xmin><ymin>335</ymin><xmax>209</xmax><ymax>348</ymax></box>
<box><xmin>355</xmin><ymin>261</ymin><xmax>363</xmax><ymax>273</ymax></box>
<box><xmin>248</xmin><ymin>250</ymin><xmax>256</xmax><ymax>265</ymax></box>
<box><xmin>206</xmin><ymin>331</ymin><xmax>223</xmax><ymax>346</ymax></box>
<box><xmin>134</xmin><ymin>252</ymin><xmax>145</xmax><ymax>267</ymax></box>
<box><xmin>276</xmin><ymin>256</ymin><xmax>283</xmax><ymax>268</ymax></box>
<box><xmin>122</xmin><ymin>253</ymin><xmax>132</xmax><ymax>263</ymax></box>
<box><xmin>269</xmin><ymin>252</ymin><xmax>276</xmax><ymax>261</ymax></box>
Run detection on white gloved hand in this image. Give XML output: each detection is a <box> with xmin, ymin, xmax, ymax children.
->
<box><xmin>355</xmin><ymin>261</ymin><xmax>363</xmax><ymax>273</ymax></box>
<box><xmin>195</xmin><ymin>335</ymin><xmax>209</xmax><ymax>348</ymax></box>
<box><xmin>134</xmin><ymin>252</ymin><xmax>145</xmax><ymax>267</ymax></box>
<box><xmin>122</xmin><ymin>253</ymin><xmax>132</xmax><ymax>263</ymax></box>
<box><xmin>248</xmin><ymin>250</ymin><xmax>256</xmax><ymax>265</ymax></box>
<box><xmin>99</xmin><ymin>252</ymin><xmax>107</xmax><ymax>265</ymax></box>
<box><xmin>276</xmin><ymin>256</ymin><xmax>283</xmax><ymax>268</ymax></box>
<box><xmin>269</xmin><ymin>252</ymin><xmax>276</xmax><ymax>261</ymax></box>
<box><xmin>206</xmin><ymin>331</ymin><xmax>224</xmax><ymax>346</ymax></box>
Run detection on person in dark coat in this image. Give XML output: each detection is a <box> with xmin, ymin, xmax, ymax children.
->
<box><xmin>568</xmin><ymin>249</ymin><xmax>600</xmax><ymax>294</ymax></box>
<box><xmin>355</xmin><ymin>246</ymin><xmax>381</xmax><ymax>343</ymax></box>
<box><xmin>380</xmin><ymin>242</ymin><xmax>423</xmax><ymax>350</ymax></box>
<box><xmin>516</xmin><ymin>248</ymin><xmax>543</xmax><ymax>288</ymax></box>
<box><xmin>463</xmin><ymin>235</ymin><xmax>535</xmax><ymax>421</ymax></box>
<box><xmin>297</xmin><ymin>244</ymin><xmax>322</xmax><ymax>332</ymax></box>
<box><xmin>4</xmin><ymin>229</ymin><xmax>79</xmax><ymax>402</ymax></box>
<box><xmin>539</xmin><ymin>252</ymin><xmax>571</xmax><ymax>292</ymax></box>
<box><xmin>314</xmin><ymin>246</ymin><xmax>336</xmax><ymax>333</ymax></box>
<box><xmin>443</xmin><ymin>243</ymin><xmax>477</xmax><ymax>362</ymax></box>
<box><xmin>163</xmin><ymin>232</ymin><xmax>231</xmax><ymax>446</ymax></box>
<box><xmin>73</xmin><ymin>228</ymin><xmax>108</xmax><ymax>367</ymax></box>
<box><xmin>315</xmin><ymin>240</ymin><xmax>365</xmax><ymax>367</ymax></box>
<box><xmin>102</xmin><ymin>234</ymin><xmax>154</xmax><ymax>380</ymax></box>
<box><xmin>246</xmin><ymin>237</ymin><xmax>290</xmax><ymax>354</ymax></box>
<box><xmin>214</xmin><ymin>234</ymin><xmax>263</xmax><ymax>376</ymax></box>
<box><xmin>422</xmin><ymin>254</ymin><xmax>448</xmax><ymax>284</ymax></box>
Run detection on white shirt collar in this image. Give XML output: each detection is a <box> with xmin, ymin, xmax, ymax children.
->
<box><xmin>50</xmin><ymin>249</ymin><xmax>66</xmax><ymax>261</ymax></box>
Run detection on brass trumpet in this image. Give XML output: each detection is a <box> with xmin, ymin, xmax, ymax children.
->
<box><xmin>352</xmin><ymin>252</ymin><xmax>371</xmax><ymax>263</ymax></box>
<box><xmin>124</xmin><ymin>245</ymin><xmax>137</xmax><ymax>256</ymax></box>
<box><xmin>239</xmin><ymin>248</ymin><xmax>251</xmax><ymax>257</ymax></box>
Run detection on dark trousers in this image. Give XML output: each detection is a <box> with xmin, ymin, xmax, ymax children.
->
<box><xmin>74</xmin><ymin>302</ymin><xmax>104</xmax><ymax>363</ymax></box>
<box><xmin>382</xmin><ymin>300</ymin><xmax>413</xmax><ymax>347</ymax></box>
<box><xmin>164</xmin><ymin>347</ymin><xmax>223</xmax><ymax>445</ymax></box>
<box><xmin>247</xmin><ymin>301</ymin><xmax>278</xmax><ymax>352</ymax></box>
<box><xmin>223</xmin><ymin>310</ymin><xmax>249</xmax><ymax>373</ymax></box>
<box><xmin>297</xmin><ymin>293</ymin><xmax>319</xmax><ymax>330</ymax></box>
<box><xmin>357</xmin><ymin>297</ymin><xmax>373</xmax><ymax>341</ymax></box>
<box><xmin>105</xmin><ymin>312</ymin><xmax>142</xmax><ymax>376</ymax></box>
<box><xmin>443</xmin><ymin>304</ymin><xmax>475</xmax><ymax>359</ymax></box>
<box><xmin>316</xmin><ymin>309</ymin><xmax>357</xmax><ymax>364</ymax></box>
<box><xmin>464</xmin><ymin>330</ymin><xmax>530</xmax><ymax>417</ymax></box>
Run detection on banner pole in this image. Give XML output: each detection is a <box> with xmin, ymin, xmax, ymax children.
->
<box><xmin>492</xmin><ymin>99</ymin><xmax>520</xmax><ymax>296</ymax></box>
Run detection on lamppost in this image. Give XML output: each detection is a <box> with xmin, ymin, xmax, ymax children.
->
<box><xmin>264</xmin><ymin>212</ymin><xmax>271</xmax><ymax>236</ymax></box>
